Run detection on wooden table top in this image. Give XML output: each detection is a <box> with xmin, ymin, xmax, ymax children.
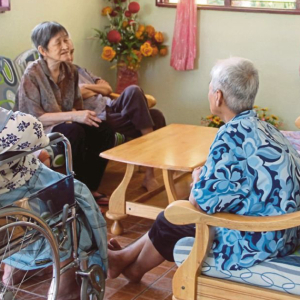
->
<box><xmin>100</xmin><ymin>124</ymin><xmax>218</xmax><ymax>172</ymax></box>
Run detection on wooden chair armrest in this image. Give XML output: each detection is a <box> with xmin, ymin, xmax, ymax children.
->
<box><xmin>109</xmin><ymin>92</ymin><xmax>157</xmax><ymax>109</ymax></box>
<box><xmin>165</xmin><ymin>200</ymin><xmax>300</xmax><ymax>232</ymax></box>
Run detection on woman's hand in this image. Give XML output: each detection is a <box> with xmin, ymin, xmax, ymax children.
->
<box><xmin>71</xmin><ymin>110</ymin><xmax>102</xmax><ymax>127</ymax></box>
<box><xmin>190</xmin><ymin>166</ymin><xmax>202</xmax><ymax>187</ymax></box>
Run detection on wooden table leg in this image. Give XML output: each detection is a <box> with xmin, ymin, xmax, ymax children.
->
<box><xmin>162</xmin><ymin>169</ymin><xmax>177</xmax><ymax>203</ymax></box>
<box><xmin>106</xmin><ymin>163</ymin><xmax>135</xmax><ymax>235</ymax></box>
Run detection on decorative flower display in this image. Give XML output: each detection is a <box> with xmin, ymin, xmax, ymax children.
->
<box><xmin>201</xmin><ymin>115</ymin><xmax>225</xmax><ymax>128</ymax></box>
<box><xmin>253</xmin><ymin>106</ymin><xmax>282</xmax><ymax>128</ymax></box>
<box><xmin>201</xmin><ymin>106</ymin><xmax>282</xmax><ymax>129</ymax></box>
<box><xmin>95</xmin><ymin>0</ymin><xmax>168</xmax><ymax>70</ymax></box>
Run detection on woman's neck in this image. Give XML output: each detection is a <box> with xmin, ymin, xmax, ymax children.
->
<box><xmin>46</xmin><ymin>59</ymin><xmax>61</xmax><ymax>83</ymax></box>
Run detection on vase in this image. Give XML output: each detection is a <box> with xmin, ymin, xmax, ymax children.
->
<box><xmin>116</xmin><ymin>65</ymin><xmax>139</xmax><ymax>94</ymax></box>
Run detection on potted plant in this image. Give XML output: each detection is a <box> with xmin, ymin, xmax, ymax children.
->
<box><xmin>95</xmin><ymin>0</ymin><xmax>168</xmax><ymax>93</ymax></box>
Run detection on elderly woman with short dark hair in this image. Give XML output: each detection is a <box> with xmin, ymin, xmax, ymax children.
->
<box><xmin>14</xmin><ymin>22</ymin><xmax>114</xmax><ymax>202</ymax></box>
<box><xmin>107</xmin><ymin>57</ymin><xmax>300</xmax><ymax>283</ymax></box>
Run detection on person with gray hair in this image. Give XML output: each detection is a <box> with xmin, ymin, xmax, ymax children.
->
<box><xmin>210</xmin><ymin>57</ymin><xmax>259</xmax><ymax>114</ymax></box>
<box><xmin>106</xmin><ymin>57</ymin><xmax>300</xmax><ymax>283</ymax></box>
<box><xmin>13</xmin><ymin>21</ymin><xmax>115</xmax><ymax>204</ymax></box>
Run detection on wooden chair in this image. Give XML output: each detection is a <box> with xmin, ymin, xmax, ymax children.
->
<box><xmin>165</xmin><ymin>200</ymin><xmax>300</xmax><ymax>300</ymax></box>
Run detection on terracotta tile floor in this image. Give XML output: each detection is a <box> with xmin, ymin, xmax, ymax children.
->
<box><xmin>100</xmin><ymin>161</ymin><xmax>177</xmax><ymax>299</ymax></box>
<box><xmin>104</xmin><ymin>207</ymin><xmax>176</xmax><ymax>300</ymax></box>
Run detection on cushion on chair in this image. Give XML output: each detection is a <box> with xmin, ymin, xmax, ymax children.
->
<box><xmin>174</xmin><ymin>237</ymin><xmax>300</xmax><ymax>296</ymax></box>
<box><xmin>13</xmin><ymin>49</ymin><xmax>39</xmax><ymax>81</ymax></box>
<box><xmin>0</xmin><ymin>56</ymin><xmax>18</xmax><ymax>109</ymax></box>
<box><xmin>281</xmin><ymin>130</ymin><xmax>300</xmax><ymax>155</ymax></box>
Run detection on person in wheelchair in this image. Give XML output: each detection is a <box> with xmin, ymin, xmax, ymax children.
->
<box><xmin>13</xmin><ymin>21</ymin><xmax>115</xmax><ymax>204</ymax></box>
<box><xmin>107</xmin><ymin>57</ymin><xmax>300</xmax><ymax>283</ymax></box>
<box><xmin>0</xmin><ymin>108</ymin><xmax>107</xmax><ymax>299</ymax></box>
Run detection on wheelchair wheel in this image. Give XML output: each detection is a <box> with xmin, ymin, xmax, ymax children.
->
<box><xmin>0</xmin><ymin>207</ymin><xmax>60</xmax><ymax>300</ymax></box>
<box><xmin>80</xmin><ymin>265</ymin><xmax>105</xmax><ymax>300</ymax></box>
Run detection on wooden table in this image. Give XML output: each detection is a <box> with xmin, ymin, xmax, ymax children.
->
<box><xmin>100</xmin><ymin>124</ymin><xmax>218</xmax><ymax>235</ymax></box>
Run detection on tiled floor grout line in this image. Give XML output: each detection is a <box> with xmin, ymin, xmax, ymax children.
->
<box><xmin>132</xmin><ymin>264</ymin><xmax>177</xmax><ymax>300</ymax></box>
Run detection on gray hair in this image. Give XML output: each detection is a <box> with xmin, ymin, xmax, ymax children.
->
<box><xmin>210</xmin><ymin>57</ymin><xmax>259</xmax><ymax>114</ymax></box>
<box><xmin>31</xmin><ymin>21</ymin><xmax>68</xmax><ymax>57</ymax></box>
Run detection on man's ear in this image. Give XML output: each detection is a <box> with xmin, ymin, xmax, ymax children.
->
<box><xmin>38</xmin><ymin>45</ymin><xmax>46</xmax><ymax>57</ymax></box>
<box><xmin>215</xmin><ymin>90</ymin><xmax>223</xmax><ymax>107</ymax></box>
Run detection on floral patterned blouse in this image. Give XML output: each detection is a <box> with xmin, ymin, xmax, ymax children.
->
<box><xmin>0</xmin><ymin>108</ymin><xmax>49</xmax><ymax>194</ymax></box>
<box><xmin>193</xmin><ymin>110</ymin><xmax>300</xmax><ymax>270</ymax></box>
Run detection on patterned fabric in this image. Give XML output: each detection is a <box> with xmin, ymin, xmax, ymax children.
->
<box><xmin>0</xmin><ymin>164</ymin><xmax>108</xmax><ymax>273</ymax></box>
<box><xmin>281</xmin><ymin>130</ymin><xmax>300</xmax><ymax>154</ymax></box>
<box><xmin>192</xmin><ymin>110</ymin><xmax>300</xmax><ymax>270</ymax></box>
<box><xmin>13</xmin><ymin>58</ymin><xmax>83</xmax><ymax>133</ymax></box>
<box><xmin>0</xmin><ymin>108</ymin><xmax>49</xmax><ymax>194</ymax></box>
<box><xmin>174</xmin><ymin>237</ymin><xmax>300</xmax><ymax>296</ymax></box>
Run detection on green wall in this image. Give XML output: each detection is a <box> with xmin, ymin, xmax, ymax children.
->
<box><xmin>1</xmin><ymin>0</ymin><xmax>299</xmax><ymax>129</ymax></box>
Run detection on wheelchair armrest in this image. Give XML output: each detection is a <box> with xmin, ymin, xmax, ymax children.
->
<box><xmin>0</xmin><ymin>132</ymin><xmax>66</xmax><ymax>166</ymax></box>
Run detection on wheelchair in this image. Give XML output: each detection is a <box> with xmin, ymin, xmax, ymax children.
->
<box><xmin>0</xmin><ymin>133</ymin><xmax>105</xmax><ymax>300</ymax></box>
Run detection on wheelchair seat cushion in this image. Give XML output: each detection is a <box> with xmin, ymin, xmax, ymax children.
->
<box><xmin>174</xmin><ymin>237</ymin><xmax>300</xmax><ymax>296</ymax></box>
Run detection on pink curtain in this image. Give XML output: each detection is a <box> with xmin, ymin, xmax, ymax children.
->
<box><xmin>170</xmin><ymin>0</ymin><xmax>197</xmax><ymax>71</ymax></box>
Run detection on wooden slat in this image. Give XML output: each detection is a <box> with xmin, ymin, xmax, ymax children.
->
<box><xmin>126</xmin><ymin>202</ymin><xmax>163</xmax><ymax>219</ymax></box>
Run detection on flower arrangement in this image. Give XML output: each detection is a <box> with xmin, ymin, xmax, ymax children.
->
<box><xmin>94</xmin><ymin>0</ymin><xmax>168</xmax><ymax>70</ymax></box>
<box><xmin>201</xmin><ymin>115</ymin><xmax>225</xmax><ymax>128</ymax></box>
<box><xmin>253</xmin><ymin>106</ymin><xmax>282</xmax><ymax>128</ymax></box>
<box><xmin>201</xmin><ymin>106</ymin><xmax>282</xmax><ymax>129</ymax></box>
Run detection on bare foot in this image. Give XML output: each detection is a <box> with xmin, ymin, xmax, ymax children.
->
<box><xmin>56</xmin><ymin>267</ymin><xmax>80</xmax><ymax>300</ymax></box>
<box><xmin>108</xmin><ymin>238</ymin><xmax>122</xmax><ymax>251</ymax></box>
<box><xmin>142</xmin><ymin>177</ymin><xmax>159</xmax><ymax>192</ymax></box>
<box><xmin>2</xmin><ymin>264</ymin><xmax>48</xmax><ymax>285</ymax></box>
<box><xmin>107</xmin><ymin>250</ymin><xmax>129</xmax><ymax>279</ymax></box>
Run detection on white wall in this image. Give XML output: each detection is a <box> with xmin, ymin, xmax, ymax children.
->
<box><xmin>137</xmin><ymin>2</ymin><xmax>300</xmax><ymax>130</ymax></box>
<box><xmin>0</xmin><ymin>0</ymin><xmax>115</xmax><ymax>84</ymax></box>
<box><xmin>1</xmin><ymin>0</ymin><xmax>299</xmax><ymax>129</ymax></box>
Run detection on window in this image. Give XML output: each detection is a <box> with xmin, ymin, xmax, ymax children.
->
<box><xmin>156</xmin><ymin>0</ymin><xmax>300</xmax><ymax>14</ymax></box>
<box><xmin>0</xmin><ymin>0</ymin><xmax>10</xmax><ymax>13</ymax></box>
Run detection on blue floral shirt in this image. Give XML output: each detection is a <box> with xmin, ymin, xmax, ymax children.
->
<box><xmin>193</xmin><ymin>110</ymin><xmax>300</xmax><ymax>270</ymax></box>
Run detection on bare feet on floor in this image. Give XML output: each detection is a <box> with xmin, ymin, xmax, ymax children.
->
<box><xmin>142</xmin><ymin>177</ymin><xmax>159</xmax><ymax>192</ymax></box>
<box><xmin>108</xmin><ymin>238</ymin><xmax>122</xmax><ymax>251</ymax></box>
<box><xmin>2</xmin><ymin>264</ymin><xmax>48</xmax><ymax>285</ymax></box>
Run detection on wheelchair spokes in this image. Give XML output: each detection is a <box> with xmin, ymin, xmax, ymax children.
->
<box><xmin>0</xmin><ymin>208</ymin><xmax>60</xmax><ymax>300</ymax></box>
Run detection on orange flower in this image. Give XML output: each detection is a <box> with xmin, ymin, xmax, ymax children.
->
<box><xmin>151</xmin><ymin>46</ymin><xmax>158</xmax><ymax>57</ymax></box>
<box><xmin>135</xmin><ymin>31</ymin><xmax>143</xmax><ymax>40</ymax></box>
<box><xmin>154</xmin><ymin>32</ymin><xmax>164</xmax><ymax>43</ymax></box>
<box><xmin>122</xmin><ymin>21</ymin><xmax>128</xmax><ymax>28</ymax></box>
<box><xmin>159</xmin><ymin>48</ymin><xmax>168</xmax><ymax>56</ymax></box>
<box><xmin>140</xmin><ymin>42</ymin><xmax>153</xmax><ymax>57</ymax></box>
<box><xmin>133</xmin><ymin>50</ymin><xmax>142</xmax><ymax>62</ymax></box>
<box><xmin>145</xmin><ymin>25</ymin><xmax>155</xmax><ymax>38</ymax></box>
<box><xmin>138</xmin><ymin>25</ymin><xmax>145</xmax><ymax>33</ymax></box>
<box><xmin>101</xmin><ymin>6</ymin><xmax>113</xmax><ymax>16</ymax></box>
<box><xmin>101</xmin><ymin>46</ymin><xmax>116</xmax><ymax>61</ymax></box>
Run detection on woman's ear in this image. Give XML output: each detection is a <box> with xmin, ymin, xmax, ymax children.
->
<box><xmin>38</xmin><ymin>45</ymin><xmax>46</xmax><ymax>57</ymax></box>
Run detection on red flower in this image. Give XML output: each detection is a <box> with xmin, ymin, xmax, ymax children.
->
<box><xmin>128</xmin><ymin>2</ymin><xmax>140</xmax><ymax>13</ymax></box>
<box><xmin>107</xmin><ymin>30</ymin><xmax>122</xmax><ymax>43</ymax></box>
<box><xmin>110</xmin><ymin>10</ymin><xmax>118</xmax><ymax>17</ymax></box>
<box><xmin>125</xmin><ymin>10</ymin><xmax>132</xmax><ymax>17</ymax></box>
<box><xmin>128</xmin><ymin>19</ymin><xmax>135</xmax><ymax>25</ymax></box>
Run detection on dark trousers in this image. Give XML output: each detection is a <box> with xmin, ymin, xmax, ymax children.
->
<box><xmin>53</xmin><ymin>121</ymin><xmax>114</xmax><ymax>191</ymax></box>
<box><xmin>106</xmin><ymin>85</ymin><xmax>166</xmax><ymax>139</ymax></box>
<box><xmin>148</xmin><ymin>211</ymin><xmax>195</xmax><ymax>262</ymax></box>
